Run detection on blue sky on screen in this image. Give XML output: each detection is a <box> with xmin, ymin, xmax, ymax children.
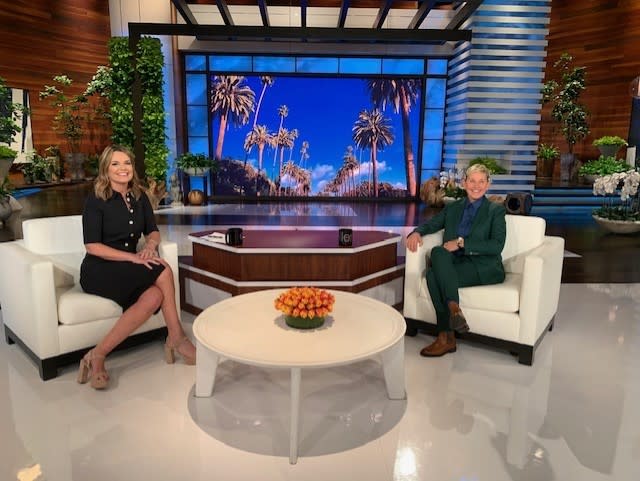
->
<box><xmin>210</xmin><ymin>75</ymin><xmax>422</xmax><ymax>194</ymax></box>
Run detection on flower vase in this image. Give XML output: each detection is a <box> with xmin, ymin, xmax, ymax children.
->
<box><xmin>285</xmin><ymin>315</ymin><xmax>325</xmax><ymax>330</ymax></box>
<box><xmin>592</xmin><ymin>215</ymin><xmax>640</xmax><ymax>234</ymax></box>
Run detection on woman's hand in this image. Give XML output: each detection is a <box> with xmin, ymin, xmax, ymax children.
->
<box><xmin>131</xmin><ymin>252</ymin><xmax>161</xmax><ymax>269</ymax></box>
<box><xmin>137</xmin><ymin>246</ymin><xmax>158</xmax><ymax>261</ymax></box>
<box><xmin>406</xmin><ymin>232</ymin><xmax>423</xmax><ymax>252</ymax></box>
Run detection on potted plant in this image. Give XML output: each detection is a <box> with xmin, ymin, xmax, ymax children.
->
<box><xmin>542</xmin><ymin>53</ymin><xmax>590</xmax><ymax>181</ymax></box>
<box><xmin>39</xmin><ymin>75</ymin><xmax>88</xmax><ymax>180</ymax></box>
<box><xmin>176</xmin><ymin>152</ymin><xmax>217</xmax><ymax>175</ymax></box>
<box><xmin>578</xmin><ymin>155</ymin><xmax>630</xmax><ymax>182</ymax></box>
<box><xmin>0</xmin><ymin>175</ymin><xmax>13</xmax><ymax>224</ymax></box>
<box><xmin>468</xmin><ymin>156</ymin><xmax>508</xmax><ymax>175</ymax></box>
<box><xmin>537</xmin><ymin>144</ymin><xmax>559</xmax><ymax>178</ymax></box>
<box><xmin>592</xmin><ymin>170</ymin><xmax>640</xmax><ymax>233</ymax></box>
<box><xmin>0</xmin><ymin>75</ymin><xmax>24</xmax><ymax>192</ymax></box>
<box><xmin>593</xmin><ymin>136</ymin><xmax>628</xmax><ymax>158</ymax></box>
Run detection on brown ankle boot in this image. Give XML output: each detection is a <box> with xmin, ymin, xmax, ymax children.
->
<box><xmin>448</xmin><ymin>301</ymin><xmax>470</xmax><ymax>333</ymax></box>
<box><xmin>420</xmin><ymin>332</ymin><xmax>457</xmax><ymax>357</ymax></box>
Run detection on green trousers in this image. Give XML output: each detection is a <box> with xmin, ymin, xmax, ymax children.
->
<box><xmin>426</xmin><ymin>246</ymin><xmax>481</xmax><ymax>332</ymax></box>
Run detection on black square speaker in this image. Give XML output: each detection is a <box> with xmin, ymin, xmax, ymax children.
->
<box><xmin>505</xmin><ymin>192</ymin><xmax>533</xmax><ymax>215</ymax></box>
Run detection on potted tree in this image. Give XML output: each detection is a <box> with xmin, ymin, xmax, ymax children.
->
<box><xmin>537</xmin><ymin>144</ymin><xmax>559</xmax><ymax>178</ymax></box>
<box><xmin>1</xmin><ymin>75</ymin><xmax>24</xmax><ymax>220</ymax></box>
<box><xmin>542</xmin><ymin>53</ymin><xmax>590</xmax><ymax>181</ymax></box>
<box><xmin>176</xmin><ymin>152</ymin><xmax>217</xmax><ymax>175</ymax></box>
<box><xmin>39</xmin><ymin>75</ymin><xmax>88</xmax><ymax>180</ymax></box>
<box><xmin>593</xmin><ymin>135</ymin><xmax>628</xmax><ymax>158</ymax></box>
<box><xmin>468</xmin><ymin>155</ymin><xmax>508</xmax><ymax>174</ymax></box>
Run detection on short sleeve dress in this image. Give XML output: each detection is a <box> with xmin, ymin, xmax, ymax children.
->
<box><xmin>80</xmin><ymin>190</ymin><xmax>166</xmax><ymax>311</ymax></box>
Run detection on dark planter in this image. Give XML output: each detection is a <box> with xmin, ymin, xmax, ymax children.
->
<box><xmin>560</xmin><ymin>153</ymin><xmax>576</xmax><ymax>182</ymax></box>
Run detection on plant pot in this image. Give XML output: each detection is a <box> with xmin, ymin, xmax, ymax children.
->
<box><xmin>0</xmin><ymin>157</ymin><xmax>15</xmax><ymax>181</ymax></box>
<box><xmin>560</xmin><ymin>153</ymin><xmax>576</xmax><ymax>182</ymax></box>
<box><xmin>597</xmin><ymin>145</ymin><xmax>621</xmax><ymax>158</ymax></box>
<box><xmin>285</xmin><ymin>315</ymin><xmax>325</xmax><ymax>330</ymax></box>
<box><xmin>0</xmin><ymin>196</ymin><xmax>12</xmax><ymax>223</ymax></box>
<box><xmin>184</xmin><ymin>167</ymin><xmax>210</xmax><ymax>176</ymax></box>
<box><xmin>592</xmin><ymin>215</ymin><xmax>640</xmax><ymax>234</ymax></box>
<box><xmin>583</xmin><ymin>174</ymin><xmax>598</xmax><ymax>184</ymax></box>
<box><xmin>540</xmin><ymin>160</ymin><xmax>555</xmax><ymax>178</ymax></box>
<box><xmin>65</xmin><ymin>152</ymin><xmax>86</xmax><ymax>180</ymax></box>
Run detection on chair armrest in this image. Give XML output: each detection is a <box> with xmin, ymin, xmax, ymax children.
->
<box><xmin>0</xmin><ymin>242</ymin><xmax>61</xmax><ymax>358</ymax></box>
<box><xmin>158</xmin><ymin>240</ymin><xmax>180</xmax><ymax>312</ymax></box>
<box><xmin>403</xmin><ymin>230</ymin><xmax>443</xmax><ymax>319</ymax></box>
<box><xmin>518</xmin><ymin>235</ymin><xmax>565</xmax><ymax>346</ymax></box>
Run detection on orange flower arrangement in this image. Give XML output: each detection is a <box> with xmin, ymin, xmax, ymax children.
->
<box><xmin>274</xmin><ymin>286</ymin><xmax>335</xmax><ymax>319</ymax></box>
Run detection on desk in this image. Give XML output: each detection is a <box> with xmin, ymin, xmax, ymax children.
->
<box><xmin>193</xmin><ymin>288</ymin><xmax>406</xmax><ymax>464</ymax></box>
<box><xmin>180</xmin><ymin>229</ymin><xmax>404</xmax><ymax>314</ymax></box>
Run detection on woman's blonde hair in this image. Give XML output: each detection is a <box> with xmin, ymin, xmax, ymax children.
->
<box><xmin>94</xmin><ymin>145</ymin><xmax>143</xmax><ymax>200</ymax></box>
<box><xmin>465</xmin><ymin>163</ymin><xmax>491</xmax><ymax>181</ymax></box>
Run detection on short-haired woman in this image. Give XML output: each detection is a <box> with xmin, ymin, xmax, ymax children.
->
<box><xmin>406</xmin><ymin>163</ymin><xmax>506</xmax><ymax>357</ymax></box>
<box><xmin>77</xmin><ymin>145</ymin><xmax>196</xmax><ymax>389</ymax></box>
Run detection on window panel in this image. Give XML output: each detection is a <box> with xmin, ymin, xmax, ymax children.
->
<box><xmin>185</xmin><ymin>74</ymin><xmax>207</xmax><ymax>105</ymax></box>
<box><xmin>382</xmin><ymin>58</ymin><xmax>424</xmax><ymax>75</ymax></box>
<box><xmin>185</xmin><ymin>55</ymin><xmax>206</xmax><ymax>71</ymax></box>
<box><xmin>425</xmin><ymin>78</ymin><xmax>446</xmax><ymax>108</ymax></box>
<box><xmin>422</xmin><ymin>140</ymin><xmax>443</xmax><ymax>171</ymax></box>
<box><xmin>253</xmin><ymin>56</ymin><xmax>296</xmax><ymax>72</ymax></box>
<box><xmin>209</xmin><ymin>55</ymin><xmax>252</xmax><ymax>72</ymax></box>
<box><xmin>296</xmin><ymin>57</ymin><xmax>339</xmax><ymax>73</ymax></box>
<box><xmin>187</xmin><ymin>137</ymin><xmax>209</xmax><ymax>156</ymax></box>
<box><xmin>339</xmin><ymin>58</ymin><xmax>382</xmax><ymax>74</ymax></box>
<box><xmin>187</xmin><ymin>106</ymin><xmax>208</xmax><ymax>137</ymax></box>
<box><xmin>427</xmin><ymin>59</ymin><xmax>448</xmax><ymax>75</ymax></box>
<box><xmin>423</xmin><ymin>109</ymin><xmax>445</xmax><ymax>139</ymax></box>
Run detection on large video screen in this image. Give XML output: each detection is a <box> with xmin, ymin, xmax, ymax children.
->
<box><xmin>208</xmin><ymin>75</ymin><xmax>423</xmax><ymax>198</ymax></box>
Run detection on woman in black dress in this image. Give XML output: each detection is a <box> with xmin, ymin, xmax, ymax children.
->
<box><xmin>77</xmin><ymin>145</ymin><xmax>196</xmax><ymax>389</ymax></box>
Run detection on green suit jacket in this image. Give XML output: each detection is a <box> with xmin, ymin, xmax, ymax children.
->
<box><xmin>413</xmin><ymin>196</ymin><xmax>507</xmax><ymax>285</ymax></box>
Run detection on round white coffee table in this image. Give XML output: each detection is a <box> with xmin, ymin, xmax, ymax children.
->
<box><xmin>193</xmin><ymin>288</ymin><xmax>406</xmax><ymax>464</ymax></box>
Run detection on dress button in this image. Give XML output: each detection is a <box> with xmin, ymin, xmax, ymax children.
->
<box><xmin>130</xmin><ymin>233</ymin><xmax>134</xmax><ymax>237</ymax></box>
<box><xmin>130</xmin><ymin>209</ymin><xmax>133</xmax><ymax>213</ymax></box>
<box><xmin>129</xmin><ymin>220</ymin><xmax>133</xmax><ymax>224</ymax></box>
<box><xmin>125</xmin><ymin>242</ymin><xmax>129</xmax><ymax>247</ymax></box>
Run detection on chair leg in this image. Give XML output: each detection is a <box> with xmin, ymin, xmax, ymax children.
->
<box><xmin>39</xmin><ymin>359</ymin><xmax>59</xmax><ymax>381</ymax></box>
<box><xmin>404</xmin><ymin>318</ymin><xmax>418</xmax><ymax>337</ymax></box>
<box><xmin>517</xmin><ymin>347</ymin><xmax>534</xmax><ymax>366</ymax></box>
<box><xmin>5</xmin><ymin>327</ymin><xmax>15</xmax><ymax>345</ymax></box>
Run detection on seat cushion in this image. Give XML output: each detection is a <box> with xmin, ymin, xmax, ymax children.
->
<box><xmin>57</xmin><ymin>285</ymin><xmax>122</xmax><ymax>325</ymax></box>
<box><xmin>419</xmin><ymin>272</ymin><xmax>521</xmax><ymax>313</ymax></box>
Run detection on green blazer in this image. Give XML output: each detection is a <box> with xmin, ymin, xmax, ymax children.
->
<box><xmin>413</xmin><ymin>197</ymin><xmax>507</xmax><ymax>284</ymax></box>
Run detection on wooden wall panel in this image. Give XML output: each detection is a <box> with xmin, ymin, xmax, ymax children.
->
<box><xmin>0</xmin><ymin>0</ymin><xmax>111</xmax><ymax>155</ymax></box>
<box><xmin>540</xmin><ymin>0</ymin><xmax>640</xmax><ymax>162</ymax></box>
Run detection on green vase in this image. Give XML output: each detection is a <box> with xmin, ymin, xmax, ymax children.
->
<box><xmin>285</xmin><ymin>315</ymin><xmax>325</xmax><ymax>329</ymax></box>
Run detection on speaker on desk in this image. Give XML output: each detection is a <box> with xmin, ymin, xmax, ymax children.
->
<box><xmin>505</xmin><ymin>192</ymin><xmax>533</xmax><ymax>215</ymax></box>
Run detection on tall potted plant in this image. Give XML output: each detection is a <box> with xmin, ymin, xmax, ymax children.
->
<box><xmin>537</xmin><ymin>144</ymin><xmax>559</xmax><ymax>178</ymax></box>
<box><xmin>0</xmin><ymin>75</ymin><xmax>24</xmax><ymax>220</ymax></box>
<box><xmin>593</xmin><ymin>135</ymin><xmax>627</xmax><ymax>158</ymax></box>
<box><xmin>39</xmin><ymin>75</ymin><xmax>88</xmax><ymax>180</ymax></box>
<box><xmin>542</xmin><ymin>53</ymin><xmax>590</xmax><ymax>181</ymax></box>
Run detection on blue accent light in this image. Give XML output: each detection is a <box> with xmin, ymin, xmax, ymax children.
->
<box><xmin>186</xmin><ymin>74</ymin><xmax>207</xmax><ymax>105</ymax></box>
<box><xmin>425</xmin><ymin>78</ymin><xmax>446</xmax><ymax>108</ymax></box>
<box><xmin>254</xmin><ymin>56</ymin><xmax>296</xmax><ymax>72</ymax></box>
<box><xmin>188</xmin><ymin>137</ymin><xmax>209</xmax><ymax>155</ymax></box>
<box><xmin>339</xmin><ymin>58</ymin><xmax>382</xmax><ymax>74</ymax></box>
<box><xmin>296</xmin><ymin>57</ymin><xmax>339</xmax><ymax>73</ymax></box>
<box><xmin>423</xmin><ymin>110</ymin><xmax>444</xmax><ymax>139</ymax></box>
<box><xmin>209</xmin><ymin>55</ymin><xmax>252</xmax><ymax>72</ymax></box>
<box><xmin>187</xmin><ymin>106</ymin><xmax>208</xmax><ymax>136</ymax></box>
<box><xmin>427</xmin><ymin>59</ymin><xmax>448</xmax><ymax>75</ymax></box>
<box><xmin>422</xmin><ymin>140</ymin><xmax>443</xmax><ymax>169</ymax></box>
<box><xmin>382</xmin><ymin>58</ymin><xmax>424</xmax><ymax>75</ymax></box>
<box><xmin>185</xmin><ymin>55</ymin><xmax>206</xmax><ymax>71</ymax></box>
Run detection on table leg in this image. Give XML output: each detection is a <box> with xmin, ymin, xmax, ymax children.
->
<box><xmin>195</xmin><ymin>341</ymin><xmax>219</xmax><ymax>397</ymax></box>
<box><xmin>381</xmin><ymin>339</ymin><xmax>406</xmax><ymax>400</ymax></box>
<box><xmin>289</xmin><ymin>367</ymin><xmax>301</xmax><ymax>464</ymax></box>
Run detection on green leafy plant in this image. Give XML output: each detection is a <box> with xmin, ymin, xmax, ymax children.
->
<box><xmin>39</xmin><ymin>75</ymin><xmax>88</xmax><ymax>153</ymax></box>
<box><xmin>542</xmin><ymin>53</ymin><xmax>589</xmax><ymax>154</ymax></box>
<box><xmin>176</xmin><ymin>152</ymin><xmax>217</xmax><ymax>171</ymax></box>
<box><xmin>444</xmin><ymin>185</ymin><xmax>466</xmax><ymax>199</ymax></box>
<box><xmin>578</xmin><ymin>156</ymin><xmax>630</xmax><ymax>176</ymax></box>
<box><xmin>0</xmin><ymin>176</ymin><xmax>13</xmax><ymax>199</ymax></box>
<box><xmin>537</xmin><ymin>144</ymin><xmax>560</xmax><ymax>162</ymax></box>
<box><xmin>469</xmin><ymin>156</ymin><xmax>507</xmax><ymax>175</ymax></box>
<box><xmin>593</xmin><ymin>136</ymin><xmax>628</xmax><ymax>147</ymax></box>
<box><xmin>0</xmin><ymin>75</ymin><xmax>23</xmax><ymax>161</ymax></box>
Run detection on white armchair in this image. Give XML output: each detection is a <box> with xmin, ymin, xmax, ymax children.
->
<box><xmin>403</xmin><ymin>214</ymin><xmax>564</xmax><ymax>365</ymax></box>
<box><xmin>0</xmin><ymin>215</ymin><xmax>179</xmax><ymax>380</ymax></box>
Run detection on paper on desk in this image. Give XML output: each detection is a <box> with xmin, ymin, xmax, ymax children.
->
<box><xmin>202</xmin><ymin>232</ymin><xmax>226</xmax><ymax>243</ymax></box>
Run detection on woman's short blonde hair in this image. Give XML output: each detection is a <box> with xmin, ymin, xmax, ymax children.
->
<box><xmin>93</xmin><ymin>145</ymin><xmax>143</xmax><ymax>201</ymax></box>
<box><xmin>465</xmin><ymin>163</ymin><xmax>491</xmax><ymax>181</ymax></box>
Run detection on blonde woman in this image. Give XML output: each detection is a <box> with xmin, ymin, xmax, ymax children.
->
<box><xmin>77</xmin><ymin>145</ymin><xmax>195</xmax><ymax>389</ymax></box>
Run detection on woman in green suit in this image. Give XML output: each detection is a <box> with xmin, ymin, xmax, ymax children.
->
<box><xmin>406</xmin><ymin>164</ymin><xmax>506</xmax><ymax>357</ymax></box>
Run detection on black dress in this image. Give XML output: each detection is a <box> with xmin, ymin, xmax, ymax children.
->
<box><xmin>80</xmin><ymin>190</ymin><xmax>165</xmax><ymax>311</ymax></box>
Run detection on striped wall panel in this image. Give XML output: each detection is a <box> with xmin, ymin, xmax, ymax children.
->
<box><xmin>443</xmin><ymin>0</ymin><xmax>551</xmax><ymax>193</ymax></box>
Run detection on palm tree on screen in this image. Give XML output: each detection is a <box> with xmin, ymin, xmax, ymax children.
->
<box><xmin>243</xmin><ymin>124</ymin><xmax>274</xmax><ymax>176</ymax></box>
<box><xmin>299</xmin><ymin>140</ymin><xmax>310</xmax><ymax>169</ymax></box>
<box><xmin>210</xmin><ymin>75</ymin><xmax>255</xmax><ymax>161</ymax></box>
<box><xmin>273</xmin><ymin>104</ymin><xmax>289</xmax><ymax>168</ymax></box>
<box><xmin>252</xmin><ymin>76</ymin><xmax>274</xmax><ymax>128</ymax></box>
<box><xmin>352</xmin><ymin>109</ymin><xmax>394</xmax><ymax>197</ymax></box>
<box><xmin>368</xmin><ymin>79</ymin><xmax>420</xmax><ymax>196</ymax></box>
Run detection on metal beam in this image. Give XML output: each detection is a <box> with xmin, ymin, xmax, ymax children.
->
<box><xmin>373</xmin><ymin>0</ymin><xmax>394</xmax><ymax>29</ymax></box>
<box><xmin>170</xmin><ymin>0</ymin><xmax>198</xmax><ymax>25</ymax></box>
<box><xmin>128</xmin><ymin>23</ymin><xmax>471</xmax><ymax>44</ymax></box>
<box><xmin>446</xmin><ymin>0</ymin><xmax>483</xmax><ymax>30</ymax></box>
<box><xmin>215</xmin><ymin>0</ymin><xmax>234</xmax><ymax>26</ymax></box>
<box><xmin>300</xmin><ymin>0</ymin><xmax>307</xmax><ymax>28</ymax></box>
<box><xmin>408</xmin><ymin>0</ymin><xmax>438</xmax><ymax>30</ymax></box>
<box><xmin>257</xmin><ymin>0</ymin><xmax>270</xmax><ymax>27</ymax></box>
<box><xmin>337</xmin><ymin>0</ymin><xmax>350</xmax><ymax>28</ymax></box>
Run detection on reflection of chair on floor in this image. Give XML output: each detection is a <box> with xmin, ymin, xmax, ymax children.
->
<box><xmin>403</xmin><ymin>215</ymin><xmax>564</xmax><ymax>365</ymax></box>
<box><xmin>0</xmin><ymin>215</ymin><xmax>178</xmax><ymax>379</ymax></box>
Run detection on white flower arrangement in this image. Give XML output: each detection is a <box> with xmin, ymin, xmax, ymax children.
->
<box><xmin>439</xmin><ymin>169</ymin><xmax>466</xmax><ymax>199</ymax></box>
<box><xmin>592</xmin><ymin>170</ymin><xmax>640</xmax><ymax>221</ymax></box>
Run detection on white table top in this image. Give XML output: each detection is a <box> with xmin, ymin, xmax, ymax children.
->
<box><xmin>193</xmin><ymin>289</ymin><xmax>406</xmax><ymax>369</ymax></box>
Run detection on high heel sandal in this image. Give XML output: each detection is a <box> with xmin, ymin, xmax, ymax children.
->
<box><xmin>77</xmin><ymin>349</ymin><xmax>109</xmax><ymax>390</ymax></box>
<box><xmin>164</xmin><ymin>336</ymin><xmax>196</xmax><ymax>365</ymax></box>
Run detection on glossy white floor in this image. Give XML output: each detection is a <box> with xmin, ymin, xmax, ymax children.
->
<box><xmin>1</xmin><ymin>283</ymin><xmax>639</xmax><ymax>481</ymax></box>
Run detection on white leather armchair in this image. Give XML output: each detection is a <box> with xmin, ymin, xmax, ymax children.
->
<box><xmin>403</xmin><ymin>214</ymin><xmax>564</xmax><ymax>365</ymax></box>
<box><xmin>0</xmin><ymin>215</ymin><xmax>179</xmax><ymax>380</ymax></box>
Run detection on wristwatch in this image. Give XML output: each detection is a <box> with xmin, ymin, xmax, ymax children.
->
<box><xmin>457</xmin><ymin>236</ymin><xmax>464</xmax><ymax>248</ymax></box>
